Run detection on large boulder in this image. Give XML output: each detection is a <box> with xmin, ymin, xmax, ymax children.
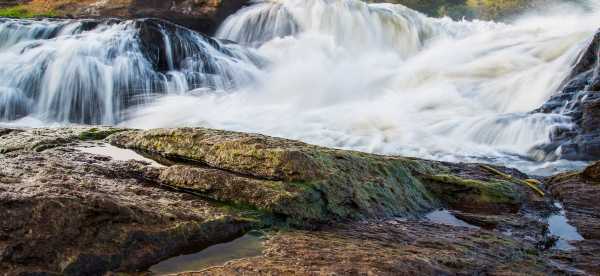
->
<box><xmin>109</xmin><ymin>128</ymin><xmax>540</xmax><ymax>223</ymax></box>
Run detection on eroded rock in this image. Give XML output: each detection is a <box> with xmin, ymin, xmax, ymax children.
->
<box><xmin>2</xmin><ymin>127</ymin><xmax>585</xmax><ymax>275</ymax></box>
<box><xmin>0</xmin><ymin>128</ymin><xmax>253</xmax><ymax>275</ymax></box>
<box><xmin>185</xmin><ymin>219</ymin><xmax>562</xmax><ymax>275</ymax></box>
<box><xmin>546</xmin><ymin>164</ymin><xmax>600</xmax><ymax>240</ymax></box>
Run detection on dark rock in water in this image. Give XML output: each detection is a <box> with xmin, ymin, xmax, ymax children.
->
<box><xmin>136</xmin><ymin>18</ymin><xmax>240</xmax><ymax>73</ymax></box>
<box><xmin>129</xmin><ymin>0</ymin><xmax>250</xmax><ymax>35</ymax></box>
<box><xmin>534</xmin><ymin>30</ymin><xmax>600</xmax><ymax>161</ymax></box>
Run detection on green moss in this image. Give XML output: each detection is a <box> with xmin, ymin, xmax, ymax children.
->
<box><xmin>422</xmin><ymin>174</ymin><xmax>521</xmax><ymax>205</ymax></box>
<box><xmin>0</xmin><ymin>6</ymin><xmax>57</xmax><ymax>18</ymax></box>
<box><xmin>110</xmin><ymin>128</ymin><xmax>534</xmax><ymax>225</ymax></box>
<box><xmin>79</xmin><ymin>128</ymin><xmax>125</xmax><ymax>141</ymax></box>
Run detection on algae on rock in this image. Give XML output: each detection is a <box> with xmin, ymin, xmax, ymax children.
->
<box><xmin>110</xmin><ymin>128</ymin><xmax>535</xmax><ymax>222</ymax></box>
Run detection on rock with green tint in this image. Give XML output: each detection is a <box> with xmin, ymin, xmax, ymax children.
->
<box><xmin>111</xmin><ymin>128</ymin><xmax>533</xmax><ymax>222</ymax></box>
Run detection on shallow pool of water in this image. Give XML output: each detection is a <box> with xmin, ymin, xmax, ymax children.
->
<box><xmin>148</xmin><ymin>231</ymin><xmax>264</xmax><ymax>275</ymax></box>
<box><xmin>76</xmin><ymin>143</ymin><xmax>165</xmax><ymax>167</ymax></box>
<box><xmin>548</xmin><ymin>202</ymin><xmax>584</xmax><ymax>251</ymax></box>
<box><xmin>425</xmin><ymin>209</ymin><xmax>479</xmax><ymax>229</ymax></box>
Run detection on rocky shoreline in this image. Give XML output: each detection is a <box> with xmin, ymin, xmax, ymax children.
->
<box><xmin>0</xmin><ymin>127</ymin><xmax>598</xmax><ymax>275</ymax></box>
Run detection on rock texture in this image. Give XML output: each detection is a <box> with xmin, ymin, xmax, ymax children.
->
<box><xmin>536</xmin><ymin>30</ymin><xmax>600</xmax><ymax>160</ymax></box>
<box><xmin>0</xmin><ymin>0</ymin><xmax>250</xmax><ymax>34</ymax></box>
<box><xmin>545</xmin><ymin>162</ymin><xmax>600</xmax><ymax>274</ymax></box>
<box><xmin>110</xmin><ymin>128</ymin><xmax>541</xmax><ymax>224</ymax></box>
<box><xmin>0</xmin><ymin>128</ymin><xmax>254</xmax><ymax>275</ymax></box>
<box><xmin>1</xmin><ymin>127</ymin><xmax>598</xmax><ymax>275</ymax></box>
<box><xmin>188</xmin><ymin>220</ymin><xmax>557</xmax><ymax>275</ymax></box>
<box><xmin>547</xmin><ymin>162</ymin><xmax>600</xmax><ymax>240</ymax></box>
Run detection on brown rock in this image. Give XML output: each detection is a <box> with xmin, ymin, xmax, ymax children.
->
<box><xmin>0</xmin><ymin>128</ymin><xmax>254</xmax><ymax>275</ymax></box>
<box><xmin>546</xmin><ymin>166</ymin><xmax>600</xmax><ymax>240</ymax></box>
<box><xmin>183</xmin><ymin>220</ymin><xmax>562</xmax><ymax>275</ymax></box>
<box><xmin>7</xmin><ymin>0</ymin><xmax>250</xmax><ymax>34</ymax></box>
<box><xmin>582</xmin><ymin>161</ymin><xmax>600</xmax><ymax>181</ymax></box>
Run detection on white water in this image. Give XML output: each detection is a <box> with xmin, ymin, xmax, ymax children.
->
<box><xmin>1</xmin><ymin>0</ymin><xmax>599</xmax><ymax>174</ymax></box>
<box><xmin>0</xmin><ymin>18</ymin><xmax>260</xmax><ymax>124</ymax></box>
<box><xmin>123</xmin><ymin>0</ymin><xmax>599</xmax><ymax>174</ymax></box>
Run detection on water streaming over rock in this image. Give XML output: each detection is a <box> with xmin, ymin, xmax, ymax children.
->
<box><xmin>0</xmin><ymin>18</ymin><xmax>261</xmax><ymax>124</ymax></box>
<box><xmin>127</xmin><ymin>0</ymin><xmax>599</xmax><ymax>174</ymax></box>
<box><xmin>1</xmin><ymin>0</ymin><xmax>599</xmax><ymax>174</ymax></box>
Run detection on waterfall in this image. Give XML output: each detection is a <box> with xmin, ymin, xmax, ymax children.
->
<box><xmin>1</xmin><ymin>0</ymin><xmax>599</xmax><ymax>174</ymax></box>
<box><xmin>126</xmin><ymin>0</ymin><xmax>599</xmax><ymax>174</ymax></box>
<box><xmin>0</xmin><ymin>18</ymin><xmax>261</xmax><ymax>124</ymax></box>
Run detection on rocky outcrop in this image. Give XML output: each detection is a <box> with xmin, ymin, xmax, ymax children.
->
<box><xmin>190</xmin><ymin>220</ymin><xmax>556</xmax><ymax>275</ymax></box>
<box><xmin>109</xmin><ymin>128</ymin><xmax>542</xmax><ymax>223</ymax></box>
<box><xmin>0</xmin><ymin>128</ymin><xmax>254</xmax><ymax>275</ymax></box>
<box><xmin>0</xmin><ymin>0</ymin><xmax>249</xmax><ymax>34</ymax></box>
<box><xmin>1</xmin><ymin>127</ymin><xmax>597</xmax><ymax>274</ymax></box>
<box><xmin>545</xmin><ymin>162</ymin><xmax>600</xmax><ymax>274</ymax></box>
<box><xmin>535</xmin><ymin>30</ymin><xmax>600</xmax><ymax>160</ymax></box>
<box><xmin>546</xmin><ymin>162</ymin><xmax>600</xmax><ymax>240</ymax></box>
<box><xmin>129</xmin><ymin>0</ymin><xmax>250</xmax><ymax>35</ymax></box>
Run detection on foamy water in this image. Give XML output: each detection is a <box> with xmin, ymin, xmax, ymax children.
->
<box><xmin>122</xmin><ymin>0</ymin><xmax>599</xmax><ymax>174</ymax></box>
<box><xmin>0</xmin><ymin>0</ymin><xmax>598</xmax><ymax>175</ymax></box>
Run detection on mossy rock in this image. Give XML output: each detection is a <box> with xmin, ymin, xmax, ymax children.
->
<box><xmin>110</xmin><ymin>128</ymin><xmax>532</xmax><ymax>223</ymax></box>
<box><xmin>78</xmin><ymin>128</ymin><xmax>126</xmax><ymax>141</ymax></box>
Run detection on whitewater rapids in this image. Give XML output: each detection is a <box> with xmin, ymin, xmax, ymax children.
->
<box><xmin>3</xmin><ymin>0</ymin><xmax>600</xmax><ymax>175</ymax></box>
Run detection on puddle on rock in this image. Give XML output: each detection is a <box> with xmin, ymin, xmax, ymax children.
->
<box><xmin>425</xmin><ymin>209</ymin><xmax>479</xmax><ymax>229</ymax></box>
<box><xmin>548</xmin><ymin>202</ymin><xmax>584</xmax><ymax>251</ymax></box>
<box><xmin>76</xmin><ymin>143</ymin><xmax>165</xmax><ymax>167</ymax></box>
<box><xmin>149</xmin><ymin>231</ymin><xmax>264</xmax><ymax>275</ymax></box>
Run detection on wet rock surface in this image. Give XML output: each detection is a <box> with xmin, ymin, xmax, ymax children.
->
<box><xmin>189</xmin><ymin>219</ymin><xmax>556</xmax><ymax>275</ymax></box>
<box><xmin>0</xmin><ymin>127</ymin><xmax>599</xmax><ymax>275</ymax></box>
<box><xmin>545</xmin><ymin>162</ymin><xmax>600</xmax><ymax>274</ymax></box>
<box><xmin>0</xmin><ymin>128</ymin><xmax>253</xmax><ymax>275</ymax></box>
<box><xmin>546</xmin><ymin>162</ymin><xmax>600</xmax><ymax>240</ymax></box>
<box><xmin>536</xmin><ymin>30</ymin><xmax>600</xmax><ymax>161</ymax></box>
<box><xmin>110</xmin><ymin>128</ymin><xmax>543</xmax><ymax>224</ymax></box>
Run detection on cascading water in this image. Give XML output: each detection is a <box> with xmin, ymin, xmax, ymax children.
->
<box><xmin>0</xmin><ymin>18</ymin><xmax>261</xmax><ymax>124</ymax></box>
<box><xmin>1</xmin><ymin>0</ymin><xmax>599</xmax><ymax>175</ymax></box>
